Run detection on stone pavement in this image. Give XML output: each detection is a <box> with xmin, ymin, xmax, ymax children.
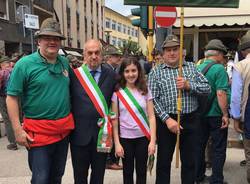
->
<box><xmin>0</xmin><ymin>136</ymin><xmax>248</xmax><ymax>184</ymax></box>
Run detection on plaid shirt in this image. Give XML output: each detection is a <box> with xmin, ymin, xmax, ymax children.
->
<box><xmin>148</xmin><ymin>61</ymin><xmax>210</xmax><ymax>122</ymax></box>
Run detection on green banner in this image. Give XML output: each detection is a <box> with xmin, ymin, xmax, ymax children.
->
<box><xmin>124</xmin><ymin>0</ymin><xmax>239</xmax><ymax>8</ymax></box>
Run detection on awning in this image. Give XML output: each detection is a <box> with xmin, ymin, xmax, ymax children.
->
<box><xmin>173</xmin><ymin>0</ymin><xmax>250</xmax><ymax>28</ymax></box>
<box><xmin>174</xmin><ymin>14</ymin><xmax>250</xmax><ymax>27</ymax></box>
<box><xmin>58</xmin><ymin>49</ymin><xmax>82</xmax><ymax>57</ymax></box>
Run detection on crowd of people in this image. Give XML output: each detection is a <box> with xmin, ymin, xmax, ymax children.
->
<box><xmin>1</xmin><ymin>17</ymin><xmax>250</xmax><ymax>184</ymax></box>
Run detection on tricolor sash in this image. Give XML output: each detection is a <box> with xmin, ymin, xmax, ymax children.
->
<box><xmin>116</xmin><ymin>88</ymin><xmax>151</xmax><ymax>140</ymax></box>
<box><xmin>74</xmin><ymin>65</ymin><xmax>115</xmax><ymax>153</ymax></box>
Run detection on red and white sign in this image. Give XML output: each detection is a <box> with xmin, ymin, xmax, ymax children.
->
<box><xmin>154</xmin><ymin>6</ymin><xmax>177</xmax><ymax>27</ymax></box>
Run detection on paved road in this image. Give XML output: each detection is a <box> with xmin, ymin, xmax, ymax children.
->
<box><xmin>0</xmin><ymin>136</ymin><xmax>248</xmax><ymax>184</ymax></box>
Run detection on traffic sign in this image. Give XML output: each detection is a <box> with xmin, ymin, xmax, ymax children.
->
<box><xmin>154</xmin><ymin>6</ymin><xmax>177</xmax><ymax>27</ymax></box>
<box><xmin>24</xmin><ymin>14</ymin><xmax>39</xmax><ymax>29</ymax></box>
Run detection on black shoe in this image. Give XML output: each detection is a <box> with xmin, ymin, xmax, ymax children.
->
<box><xmin>7</xmin><ymin>143</ymin><xmax>18</xmax><ymax>150</ymax></box>
<box><xmin>240</xmin><ymin>160</ymin><xmax>246</xmax><ymax>166</ymax></box>
<box><xmin>196</xmin><ymin>175</ymin><xmax>210</xmax><ymax>184</ymax></box>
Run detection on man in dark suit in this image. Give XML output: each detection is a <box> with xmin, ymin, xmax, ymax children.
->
<box><xmin>70</xmin><ymin>39</ymin><xmax>117</xmax><ymax>184</ymax></box>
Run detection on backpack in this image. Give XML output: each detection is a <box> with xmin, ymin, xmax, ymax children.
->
<box><xmin>197</xmin><ymin>62</ymin><xmax>216</xmax><ymax>115</ymax></box>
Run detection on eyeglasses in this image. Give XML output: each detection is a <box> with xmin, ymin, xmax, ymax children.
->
<box><xmin>47</xmin><ymin>61</ymin><xmax>65</xmax><ymax>75</ymax></box>
<box><xmin>41</xmin><ymin>36</ymin><xmax>61</xmax><ymax>42</ymax></box>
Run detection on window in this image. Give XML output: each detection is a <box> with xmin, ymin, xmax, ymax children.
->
<box><xmin>96</xmin><ymin>1</ymin><xmax>99</xmax><ymax>18</ymax></box>
<box><xmin>112</xmin><ymin>36</ymin><xmax>117</xmax><ymax>46</ymax></box>
<box><xmin>91</xmin><ymin>0</ymin><xmax>93</xmax><ymax>15</ymax></box>
<box><xmin>76</xmin><ymin>12</ymin><xmax>80</xmax><ymax>30</ymax></box>
<box><xmin>66</xmin><ymin>5</ymin><xmax>71</xmax><ymax>29</ymax></box>
<box><xmin>0</xmin><ymin>0</ymin><xmax>8</xmax><ymax>19</ymax></box>
<box><xmin>127</xmin><ymin>27</ymin><xmax>130</xmax><ymax>35</ymax></box>
<box><xmin>135</xmin><ymin>30</ymin><xmax>138</xmax><ymax>37</ymax></box>
<box><xmin>131</xmin><ymin>28</ymin><xmax>134</xmax><ymax>37</ymax></box>
<box><xmin>122</xmin><ymin>39</ymin><xmax>126</xmax><ymax>46</ymax></box>
<box><xmin>77</xmin><ymin>40</ymin><xmax>81</xmax><ymax>48</ymax></box>
<box><xmin>117</xmin><ymin>23</ymin><xmax>121</xmax><ymax>32</ymax></box>
<box><xmin>84</xmin><ymin>16</ymin><xmax>87</xmax><ymax>41</ymax></box>
<box><xmin>117</xmin><ymin>38</ymin><xmax>122</xmax><ymax>47</ymax></box>
<box><xmin>15</xmin><ymin>2</ymin><xmax>23</xmax><ymax>22</ymax></box>
<box><xmin>105</xmin><ymin>34</ymin><xmax>109</xmax><ymax>43</ymax></box>
<box><xmin>111</xmin><ymin>20</ymin><xmax>116</xmax><ymax>30</ymax></box>
<box><xmin>105</xmin><ymin>18</ymin><xmax>110</xmax><ymax>28</ymax></box>
<box><xmin>84</xmin><ymin>0</ymin><xmax>86</xmax><ymax>13</ymax></box>
<box><xmin>123</xmin><ymin>24</ymin><xmax>126</xmax><ymax>34</ymax></box>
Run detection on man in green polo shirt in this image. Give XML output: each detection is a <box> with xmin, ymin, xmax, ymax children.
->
<box><xmin>195</xmin><ymin>39</ymin><xmax>230</xmax><ymax>184</ymax></box>
<box><xmin>6</xmin><ymin>18</ymin><xmax>74</xmax><ymax>184</ymax></box>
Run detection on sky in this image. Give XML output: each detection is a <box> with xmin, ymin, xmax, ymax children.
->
<box><xmin>105</xmin><ymin>0</ymin><xmax>138</xmax><ymax>16</ymax></box>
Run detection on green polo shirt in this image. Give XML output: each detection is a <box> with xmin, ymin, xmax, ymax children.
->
<box><xmin>198</xmin><ymin>59</ymin><xmax>230</xmax><ymax>117</ymax></box>
<box><xmin>7</xmin><ymin>51</ymin><xmax>70</xmax><ymax>120</ymax></box>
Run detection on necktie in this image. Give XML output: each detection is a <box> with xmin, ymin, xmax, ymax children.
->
<box><xmin>90</xmin><ymin>70</ymin><xmax>97</xmax><ymax>81</ymax></box>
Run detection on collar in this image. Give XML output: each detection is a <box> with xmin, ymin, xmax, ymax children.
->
<box><xmin>107</xmin><ymin>63</ymin><xmax>115</xmax><ymax>70</ymax></box>
<box><xmin>203</xmin><ymin>58</ymin><xmax>217</xmax><ymax>64</ymax></box>
<box><xmin>87</xmin><ymin>65</ymin><xmax>101</xmax><ymax>73</ymax></box>
<box><xmin>37</xmin><ymin>49</ymin><xmax>60</xmax><ymax>64</ymax></box>
<box><xmin>162</xmin><ymin>60</ymin><xmax>188</xmax><ymax>69</ymax></box>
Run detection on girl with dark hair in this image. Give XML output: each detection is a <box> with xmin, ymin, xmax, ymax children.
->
<box><xmin>111</xmin><ymin>56</ymin><xmax>156</xmax><ymax>184</ymax></box>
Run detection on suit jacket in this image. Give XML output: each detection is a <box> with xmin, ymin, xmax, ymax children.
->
<box><xmin>70</xmin><ymin>64</ymin><xmax>117</xmax><ymax>146</ymax></box>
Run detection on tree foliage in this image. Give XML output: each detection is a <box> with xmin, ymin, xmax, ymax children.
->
<box><xmin>119</xmin><ymin>37</ymin><xmax>143</xmax><ymax>56</ymax></box>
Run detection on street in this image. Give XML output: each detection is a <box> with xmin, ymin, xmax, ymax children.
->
<box><xmin>0</xmin><ymin>135</ymin><xmax>247</xmax><ymax>184</ymax></box>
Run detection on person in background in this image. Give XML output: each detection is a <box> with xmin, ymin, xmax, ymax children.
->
<box><xmin>102</xmin><ymin>44</ymin><xmax>123</xmax><ymax>170</ymax></box>
<box><xmin>151</xmin><ymin>49</ymin><xmax>163</xmax><ymax>67</ymax></box>
<box><xmin>66</xmin><ymin>54</ymin><xmax>79</xmax><ymax>69</ymax></box>
<box><xmin>231</xmin><ymin>32</ymin><xmax>250</xmax><ymax>183</ymax></box>
<box><xmin>196</xmin><ymin>39</ymin><xmax>230</xmax><ymax>184</ymax></box>
<box><xmin>112</xmin><ymin>56</ymin><xmax>156</xmax><ymax>184</ymax></box>
<box><xmin>6</xmin><ymin>18</ymin><xmax>74</xmax><ymax>184</ymax></box>
<box><xmin>0</xmin><ymin>56</ymin><xmax>17</xmax><ymax>150</ymax></box>
<box><xmin>103</xmin><ymin>45</ymin><xmax>122</xmax><ymax>72</ymax></box>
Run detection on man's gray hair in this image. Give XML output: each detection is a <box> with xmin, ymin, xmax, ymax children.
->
<box><xmin>204</xmin><ymin>50</ymin><xmax>223</xmax><ymax>57</ymax></box>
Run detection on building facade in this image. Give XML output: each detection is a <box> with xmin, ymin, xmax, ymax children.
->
<box><xmin>54</xmin><ymin>0</ymin><xmax>105</xmax><ymax>51</ymax></box>
<box><xmin>104</xmin><ymin>7</ymin><xmax>142</xmax><ymax>50</ymax></box>
<box><xmin>0</xmin><ymin>0</ymin><xmax>53</xmax><ymax>56</ymax></box>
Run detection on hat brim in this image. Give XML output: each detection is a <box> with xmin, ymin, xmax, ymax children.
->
<box><xmin>239</xmin><ymin>41</ymin><xmax>250</xmax><ymax>51</ymax></box>
<box><xmin>35</xmin><ymin>31</ymin><xmax>66</xmax><ymax>40</ymax></box>
<box><xmin>104</xmin><ymin>52</ymin><xmax>122</xmax><ymax>56</ymax></box>
<box><xmin>0</xmin><ymin>60</ymin><xmax>10</xmax><ymax>64</ymax></box>
<box><xmin>206</xmin><ymin>47</ymin><xmax>227</xmax><ymax>55</ymax></box>
<box><xmin>162</xmin><ymin>41</ymin><xmax>180</xmax><ymax>48</ymax></box>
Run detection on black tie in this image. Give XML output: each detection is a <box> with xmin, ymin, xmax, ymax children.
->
<box><xmin>90</xmin><ymin>70</ymin><xmax>97</xmax><ymax>80</ymax></box>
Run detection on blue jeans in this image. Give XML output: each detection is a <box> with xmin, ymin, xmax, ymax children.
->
<box><xmin>195</xmin><ymin>116</ymin><xmax>228</xmax><ymax>184</ymax></box>
<box><xmin>28</xmin><ymin>136</ymin><xmax>69</xmax><ymax>184</ymax></box>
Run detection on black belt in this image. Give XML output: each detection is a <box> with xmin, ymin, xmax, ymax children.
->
<box><xmin>169</xmin><ymin>110</ymin><xmax>197</xmax><ymax>120</ymax></box>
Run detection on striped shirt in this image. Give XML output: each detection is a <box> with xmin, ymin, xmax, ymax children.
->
<box><xmin>148</xmin><ymin>61</ymin><xmax>210</xmax><ymax>122</ymax></box>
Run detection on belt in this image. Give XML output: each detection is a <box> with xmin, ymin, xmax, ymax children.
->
<box><xmin>169</xmin><ymin>111</ymin><xmax>197</xmax><ymax>120</ymax></box>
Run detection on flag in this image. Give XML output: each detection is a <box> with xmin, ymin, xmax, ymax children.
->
<box><xmin>124</xmin><ymin>0</ymin><xmax>239</xmax><ymax>8</ymax></box>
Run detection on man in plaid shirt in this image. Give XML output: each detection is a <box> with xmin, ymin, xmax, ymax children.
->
<box><xmin>148</xmin><ymin>35</ymin><xmax>210</xmax><ymax>184</ymax></box>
